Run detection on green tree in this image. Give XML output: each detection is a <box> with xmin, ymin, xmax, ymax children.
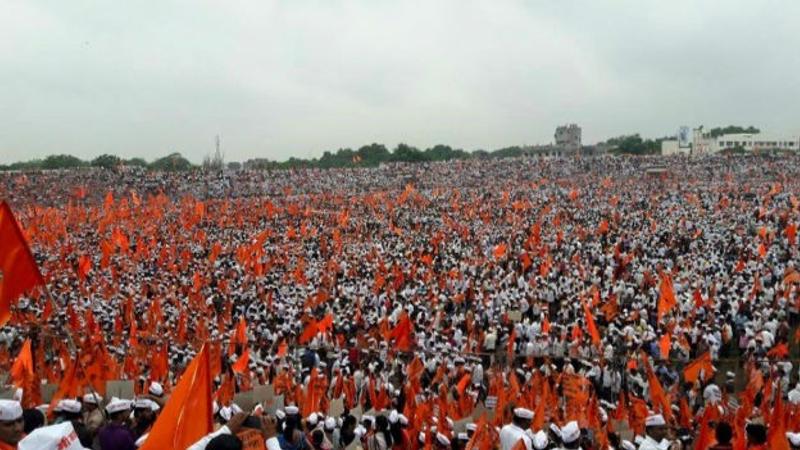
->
<box><xmin>424</xmin><ymin>145</ymin><xmax>470</xmax><ymax>161</ymax></box>
<box><xmin>91</xmin><ymin>154</ymin><xmax>122</xmax><ymax>169</ymax></box>
<box><xmin>125</xmin><ymin>157</ymin><xmax>148</xmax><ymax>167</ymax></box>
<box><xmin>491</xmin><ymin>146</ymin><xmax>524</xmax><ymax>158</ymax></box>
<box><xmin>149</xmin><ymin>153</ymin><xmax>194</xmax><ymax>171</ymax></box>
<box><xmin>392</xmin><ymin>143</ymin><xmax>429</xmax><ymax>162</ymax></box>
<box><xmin>356</xmin><ymin>143</ymin><xmax>391</xmax><ymax>166</ymax></box>
<box><xmin>41</xmin><ymin>154</ymin><xmax>86</xmax><ymax>169</ymax></box>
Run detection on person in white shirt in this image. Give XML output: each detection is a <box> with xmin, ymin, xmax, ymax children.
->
<box><xmin>637</xmin><ymin>414</ymin><xmax>671</xmax><ymax>450</ymax></box>
<box><xmin>499</xmin><ymin>407</ymin><xmax>533</xmax><ymax>450</ymax></box>
<box><xmin>187</xmin><ymin>412</ymin><xmax>281</xmax><ymax>450</ymax></box>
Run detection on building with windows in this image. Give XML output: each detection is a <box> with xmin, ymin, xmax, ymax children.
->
<box><xmin>692</xmin><ymin>130</ymin><xmax>799</xmax><ymax>154</ymax></box>
<box><xmin>522</xmin><ymin>124</ymin><xmax>601</xmax><ymax>157</ymax></box>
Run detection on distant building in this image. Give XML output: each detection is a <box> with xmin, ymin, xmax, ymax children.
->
<box><xmin>661</xmin><ymin>140</ymin><xmax>689</xmax><ymax>156</ymax></box>
<box><xmin>523</xmin><ymin>124</ymin><xmax>595</xmax><ymax>157</ymax></box>
<box><xmin>692</xmin><ymin>129</ymin><xmax>799</xmax><ymax>154</ymax></box>
<box><xmin>555</xmin><ymin>124</ymin><xmax>582</xmax><ymax>153</ymax></box>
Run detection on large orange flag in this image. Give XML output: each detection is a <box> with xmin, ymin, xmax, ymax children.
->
<box><xmin>140</xmin><ymin>344</ymin><xmax>213</xmax><ymax>450</ymax></box>
<box><xmin>389</xmin><ymin>312</ymin><xmax>414</xmax><ymax>351</ymax></box>
<box><xmin>0</xmin><ymin>201</ymin><xmax>45</xmax><ymax>326</ymax></box>
<box><xmin>657</xmin><ymin>272</ymin><xmax>677</xmax><ymax>321</ymax></box>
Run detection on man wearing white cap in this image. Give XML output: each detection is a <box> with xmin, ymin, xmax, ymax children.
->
<box><xmin>82</xmin><ymin>393</ymin><xmax>104</xmax><ymax>435</ymax></box>
<box><xmin>638</xmin><ymin>414</ymin><xmax>670</xmax><ymax>450</ymax></box>
<box><xmin>0</xmin><ymin>400</ymin><xmax>24</xmax><ymax>449</ymax></box>
<box><xmin>500</xmin><ymin>408</ymin><xmax>533</xmax><ymax>450</ymax></box>
<box><xmin>557</xmin><ymin>421</ymin><xmax>581</xmax><ymax>449</ymax></box>
<box><xmin>98</xmin><ymin>398</ymin><xmax>135</xmax><ymax>450</ymax></box>
<box><xmin>532</xmin><ymin>430</ymin><xmax>549</xmax><ymax>450</ymax></box>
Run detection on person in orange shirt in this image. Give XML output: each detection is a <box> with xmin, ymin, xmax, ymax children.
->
<box><xmin>0</xmin><ymin>400</ymin><xmax>24</xmax><ymax>450</ymax></box>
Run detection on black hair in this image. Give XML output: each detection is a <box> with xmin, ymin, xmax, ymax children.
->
<box><xmin>207</xmin><ymin>434</ymin><xmax>243</xmax><ymax>450</ymax></box>
<box><xmin>22</xmin><ymin>409</ymin><xmax>45</xmax><ymax>434</ymax></box>
<box><xmin>374</xmin><ymin>415</ymin><xmax>393</xmax><ymax>447</ymax></box>
<box><xmin>715</xmin><ymin>421</ymin><xmax>733</xmax><ymax>444</ymax></box>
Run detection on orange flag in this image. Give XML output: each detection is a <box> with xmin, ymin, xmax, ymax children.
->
<box><xmin>597</xmin><ymin>219</ymin><xmax>610</xmax><ymax>235</ymax></box>
<box><xmin>657</xmin><ymin>272</ymin><xmax>677</xmax><ymax>321</ymax></box>
<box><xmin>493</xmin><ymin>243</ymin><xmax>507</xmax><ymax>260</ymax></box>
<box><xmin>298</xmin><ymin>318</ymin><xmax>319</xmax><ymax>345</ymax></box>
<box><xmin>582</xmin><ymin>298</ymin><xmax>601</xmax><ymax>347</ymax></box>
<box><xmin>658</xmin><ymin>333</ymin><xmax>671</xmax><ymax>360</ymax></box>
<box><xmin>767</xmin><ymin>384</ymin><xmax>790</xmax><ymax>450</ymax></box>
<box><xmin>389</xmin><ymin>312</ymin><xmax>414</xmax><ymax>352</ymax></box>
<box><xmin>767</xmin><ymin>342</ymin><xmax>789</xmax><ymax>359</ymax></box>
<box><xmin>683</xmin><ymin>352</ymin><xmax>714</xmax><ymax>383</ymax></box>
<box><xmin>787</xmin><ymin>223</ymin><xmax>797</xmax><ymax>246</ymax></box>
<box><xmin>10</xmin><ymin>339</ymin><xmax>34</xmax><ymax>402</ymax></box>
<box><xmin>231</xmin><ymin>348</ymin><xmax>250</xmax><ymax>374</ymax></box>
<box><xmin>140</xmin><ymin>344</ymin><xmax>213</xmax><ymax>450</ymax></box>
<box><xmin>0</xmin><ymin>201</ymin><xmax>45</xmax><ymax>326</ymax></box>
<box><xmin>641</xmin><ymin>352</ymin><xmax>672</xmax><ymax>421</ymax></box>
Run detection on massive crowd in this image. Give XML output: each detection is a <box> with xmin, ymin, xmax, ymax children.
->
<box><xmin>0</xmin><ymin>154</ymin><xmax>799</xmax><ymax>449</ymax></box>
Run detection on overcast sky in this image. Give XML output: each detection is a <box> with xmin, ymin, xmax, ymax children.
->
<box><xmin>1</xmin><ymin>1</ymin><xmax>799</xmax><ymax>164</ymax></box>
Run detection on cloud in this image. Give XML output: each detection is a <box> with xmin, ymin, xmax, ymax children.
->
<box><xmin>1</xmin><ymin>0</ymin><xmax>798</xmax><ymax>163</ymax></box>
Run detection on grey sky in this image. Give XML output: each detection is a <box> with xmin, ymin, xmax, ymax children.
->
<box><xmin>2</xmin><ymin>0</ymin><xmax>799</xmax><ymax>164</ymax></box>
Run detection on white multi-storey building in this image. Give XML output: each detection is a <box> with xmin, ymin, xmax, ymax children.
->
<box><xmin>692</xmin><ymin>130</ymin><xmax>799</xmax><ymax>154</ymax></box>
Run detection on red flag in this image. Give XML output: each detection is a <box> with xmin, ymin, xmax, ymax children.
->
<box><xmin>0</xmin><ymin>201</ymin><xmax>45</xmax><ymax>326</ymax></box>
<box><xmin>140</xmin><ymin>344</ymin><xmax>213</xmax><ymax>450</ymax></box>
<box><xmin>787</xmin><ymin>223</ymin><xmax>797</xmax><ymax>246</ymax></box>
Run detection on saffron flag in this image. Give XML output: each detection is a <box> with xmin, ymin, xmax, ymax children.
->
<box><xmin>9</xmin><ymin>339</ymin><xmax>34</xmax><ymax>387</ymax></box>
<box><xmin>767</xmin><ymin>342</ymin><xmax>789</xmax><ymax>359</ymax></box>
<box><xmin>0</xmin><ymin>201</ymin><xmax>45</xmax><ymax>326</ymax></box>
<box><xmin>389</xmin><ymin>312</ymin><xmax>414</xmax><ymax>352</ymax></box>
<box><xmin>657</xmin><ymin>272</ymin><xmax>677</xmax><ymax>321</ymax></box>
<box><xmin>231</xmin><ymin>348</ymin><xmax>250</xmax><ymax>374</ymax></box>
<box><xmin>140</xmin><ymin>344</ymin><xmax>213</xmax><ymax>450</ymax></box>
<box><xmin>493</xmin><ymin>243</ymin><xmax>507</xmax><ymax>260</ymax></box>
<box><xmin>659</xmin><ymin>333</ymin><xmax>671</xmax><ymax>360</ymax></box>
<box><xmin>582</xmin><ymin>299</ymin><xmax>601</xmax><ymax>347</ymax></box>
<box><xmin>683</xmin><ymin>352</ymin><xmax>714</xmax><ymax>383</ymax></box>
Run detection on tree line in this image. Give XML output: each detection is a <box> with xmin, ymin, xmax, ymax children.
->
<box><xmin>0</xmin><ymin>126</ymin><xmax>765</xmax><ymax>172</ymax></box>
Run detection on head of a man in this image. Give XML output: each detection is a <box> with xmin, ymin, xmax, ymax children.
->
<box><xmin>207</xmin><ymin>434</ymin><xmax>243</xmax><ymax>450</ymax></box>
<box><xmin>0</xmin><ymin>400</ymin><xmax>24</xmax><ymax>445</ymax></box>
<box><xmin>644</xmin><ymin>414</ymin><xmax>669</xmax><ymax>442</ymax></box>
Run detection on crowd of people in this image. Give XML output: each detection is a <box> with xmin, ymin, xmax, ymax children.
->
<box><xmin>0</xmin><ymin>154</ymin><xmax>799</xmax><ymax>449</ymax></box>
